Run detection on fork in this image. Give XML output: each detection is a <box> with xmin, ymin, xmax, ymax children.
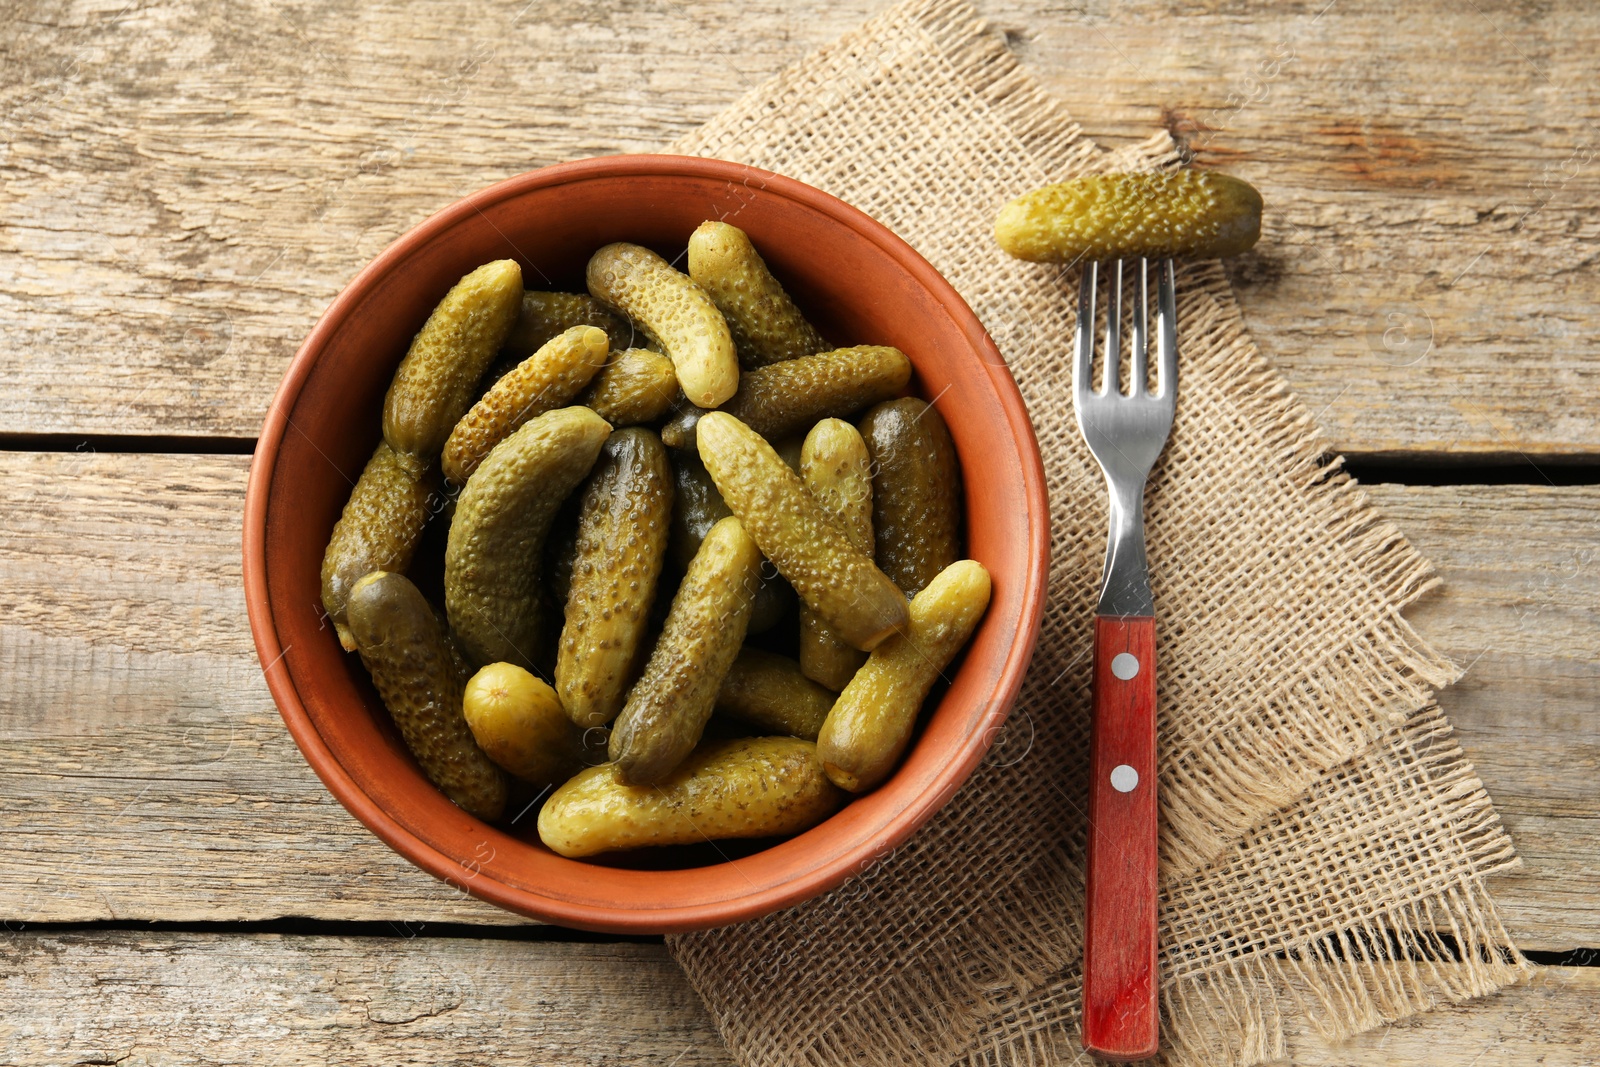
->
<box><xmin>1074</xmin><ymin>257</ymin><xmax>1177</xmax><ymax>1062</ymax></box>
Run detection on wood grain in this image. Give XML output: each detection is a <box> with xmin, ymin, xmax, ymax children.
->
<box><xmin>3</xmin><ymin>0</ymin><xmax>1598</xmax><ymax>457</ymax></box>
<box><xmin>0</xmin><ymin>930</ymin><xmax>1593</xmax><ymax>1066</ymax></box>
<box><xmin>0</xmin><ymin>453</ymin><xmax>1593</xmax><ymax>951</ymax></box>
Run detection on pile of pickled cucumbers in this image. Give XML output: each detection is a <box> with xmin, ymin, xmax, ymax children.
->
<box><xmin>320</xmin><ymin>221</ymin><xmax>987</xmax><ymax>859</ymax></box>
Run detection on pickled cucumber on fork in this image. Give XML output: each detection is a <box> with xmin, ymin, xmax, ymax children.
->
<box><xmin>586</xmin><ymin>242</ymin><xmax>739</xmax><ymax>408</ymax></box>
<box><xmin>320</xmin><ymin>441</ymin><xmax>440</xmax><ymax>651</ymax></box>
<box><xmin>993</xmin><ymin>170</ymin><xmax>1263</xmax><ymax>263</ymax></box>
<box><xmin>687</xmin><ymin>220</ymin><xmax>828</xmax><ymax>368</ymax></box>
<box><xmin>346</xmin><ymin>571</ymin><xmax>508</xmax><ymax>820</ymax></box>
<box><xmin>383</xmin><ymin>259</ymin><xmax>524</xmax><ymax>459</ymax></box>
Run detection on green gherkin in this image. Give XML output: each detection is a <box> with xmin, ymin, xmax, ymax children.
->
<box><xmin>346</xmin><ymin>571</ymin><xmax>507</xmax><ymax>821</ymax></box>
<box><xmin>607</xmin><ymin>516</ymin><xmax>763</xmax><ymax>785</ymax></box>
<box><xmin>320</xmin><ymin>441</ymin><xmax>440</xmax><ymax>651</ymax></box>
<box><xmin>660</xmin><ymin>345</ymin><xmax>910</xmax><ymax>451</ymax></box>
<box><xmin>383</xmin><ymin>259</ymin><xmax>523</xmax><ymax>460</ymax></box>
<box><xmin>576</xmin><ymin>348</ymin><xmax>681</xmax><ymax>426</ymax></box>
<box><xmin>687</xmin><ymin>220</ymin><xmax>828</xmax><ymax>369</ymax></box>
<box><xmin>714</xmin><ymin>648</ymin><xmax>835</xmax><ymax>741</ymax></box>
<box><xmin>445</xmin><ymin>406</ymin><xmax>612</xmax><ymax>671</ymax></box>
<box><xmin>859</xmin><ymin>397</ymin><xmax>964</xmax><ymax>598</ymax></box>
<box><xmin>556</xmin><ymin>428</ymin><xmax>675</xmax><ymax>730</ymax></box>
<box><xmin>697</xmin><ymin>412</ymin><xmax>907</xmax><ymax>653</ymax></box>
<box><xmin>994</xmin><ymin>170</ymin><xmax>1263</xmax><ymax>263</ymax></box>
<box><xmin>502</xmin><ymin>290</ymin><xmax>640</xmax><ymax>360</ymax></box>
<box><xmin>798</xmin><ymin>418</ymin><xmax>873</xmax><ymax>691</ymax></box>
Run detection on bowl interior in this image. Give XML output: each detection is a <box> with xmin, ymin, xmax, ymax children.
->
<box><xmin>252</xmin><ymin>155</ymin><xmax>1046</xmax><ymax>932</ymax></box>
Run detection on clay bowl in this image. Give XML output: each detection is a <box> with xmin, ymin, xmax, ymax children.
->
<box><xmin>243</xmin><ymin>154</ymin><xmax>1048</xmax><ymax>933</ymax></box>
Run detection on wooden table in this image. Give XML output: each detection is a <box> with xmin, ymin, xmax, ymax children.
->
<box><xmin>3</xmin><ymin>1</ymin><xmax>1595</xmax><ymax>1063</ymax></box>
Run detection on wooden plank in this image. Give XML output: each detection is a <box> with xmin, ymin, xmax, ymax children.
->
<box><xmin>0</xmin><ymin>930</ymin><xmax>1592</xmax><ymax>1066</ymax></box>
<box><xmin>1368</xmin><ymin>484</ymin><xmax>1600</xmax><ymax>952</ymax></box>
<box><xmin>3</xmin><ymin>0</ymin><xmax>1599</xmax><ymax>457</ymax></box>
<box><xmin>0</xmin><ymin>455</ymin><xmax>1595</xmax><ymax>949</ymax></box>
<box><xmin>0</xmin><ymin>932</ymin><xmax>733</xmax><ymax>1066</ymax></box>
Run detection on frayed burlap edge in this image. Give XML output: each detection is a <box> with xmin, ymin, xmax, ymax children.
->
<box><xmin>954</xmin><ymin>708</ymin><xmax>1528</xmax><ymax>1067</ymax></box>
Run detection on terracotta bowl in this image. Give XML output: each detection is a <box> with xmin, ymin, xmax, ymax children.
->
<box><xmin>243</xmin><ymin>154</ymin><xmax>1048</xmax><ymax>933</ymax></box>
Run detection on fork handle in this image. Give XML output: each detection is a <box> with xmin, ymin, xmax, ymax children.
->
<box><xmin>1082</xmin><ymin>614</ymin><xmax>1159</xmax><ymax>1061</ymax></box>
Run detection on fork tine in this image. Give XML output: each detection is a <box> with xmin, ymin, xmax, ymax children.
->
<box><xmin>1156</xmin><ymin>259</ymin><xmax>1177</xmax><ymax>399</ymax></box>
<box><xmin>1103</xmin><ymin>259</ymin><xmax>1122</xmax><ymax>395</ymax></box>
<box><xmin>1130</xmin><ymin>258</ymin><xmax>1149</xmax><ymax>396</ymax></box>
<box><xmin>1075</xmin><ymin>261</ymin><xmax>1097</xmax><ymax>398</ymax></box>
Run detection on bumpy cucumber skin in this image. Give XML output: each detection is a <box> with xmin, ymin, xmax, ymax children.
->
<box><xmin>697</xmin><ymin>412</ymin><xmax>907</xmax><ymax>652</ymax></box>
<box><xmin>320</xmin><ymin>441</ymin><xmax>440</xmax><ymax>651</ymax></box>
<box><xmin>445</xmin><ymin>407</ymin><xmax>612</xmax><ymax>671</ymax></box>
<box><xmin>503</xmin><ymin>290</ymin><xmax>640</xmax><ymax>359</ymax></box>
<box><xmin>817</xmin><ymin>559</ymin><xmax>992</xmax><ymax>793</ymax></box>
<box><xmin>660</xmin><ymin>345</ymin><xmax>911</xmax><ymax>451</ymax></box>
<box><xmin>383</xmin><ymin>259</ymin><xmax>523</xmax><ymax>459</ymax></box>
<box><xmin>442</xmin><ymin>325</ymin><xmax>610</xmax><ymax>485</ymax></box>
<box><xmin>576</xmin><ymin>348</ymin><xmax>681</xmax><ymax>426</ymax></box>
<box><xmin>607</xmin><ymin>516</ymin><xmax>762</xmax><ymax>785</ymax></box>
<box><xmin>556</xmin><ymin>428</ymin><xmax>674</xmax><ymax>729</ymax></box>
<box><xmin>994</xmin><ymin>170</ymin><xmax>1263</xmax><ymax>263</ymax></box>
<box><xmin>538</xmin><ymin>736</ymin><xmax>841</xmax><ymax>858</ymax></box>
<box><xmin>668</xmin><ymin>451</ymin><xmax>793</xmax><ymax>635</ymax></box>
<box><xmin>463</xmin><ymin>661</ymin><xmax>584</xmax><ymax>786</ymax></box>
<box><xmin>686</xmin><ymin>221</ymin><xmax>827</xmax><ymax>369</ymax></box>
<box><xmin>715</xmin><ymin>648</ymin><xmax>835</xmax><ymax>741</ymax></box>
<box><xmin>860</xmin><ymin>397</ymin><xmax>964</xmax><ymax>597</ymax></box>
<box><xmin>798</xmin><ymin>418</ymin><xmax>873</xmax><ymax>690</ymax></box>
<box><xmin>586</xmin><ymin>243</ymin><xmax>738</xmax><ymax>409</ymax></box>
<box><xmin>346</xmin><ymin>571</ymin><xmax>508</xmax><ymax>820</ymax></box>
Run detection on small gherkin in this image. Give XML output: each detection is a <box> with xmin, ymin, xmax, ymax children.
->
<box><xmin>994</xmin><ymin>170</ymin><xmax>1263</xmax><ymax>263</ymax></box>
<box><xmin>346</xmin><ymin>571</ymin><xmax>508</xmax><ymax>821</ymax></box>
<box><xmin>687</xmin><ymin>220</ymin><xmax>828</xmax><ymax>369</ymax></box>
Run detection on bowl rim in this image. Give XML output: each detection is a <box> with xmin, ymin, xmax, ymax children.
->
<box><xmin>243</xmin><ymin>153</ymin><xmax>1049</xmax><ymax>932</ymax></box>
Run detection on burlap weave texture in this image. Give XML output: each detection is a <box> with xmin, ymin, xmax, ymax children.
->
<box><xmin>663</xmin><ymin>2</ymin><xmax>1527</xmax><ymax>1064</ymax></box>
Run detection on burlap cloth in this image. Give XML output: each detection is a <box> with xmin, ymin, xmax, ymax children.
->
<box><xmin>662</xmin><ymin>2</ymin><xmax>1529</xmax><ymax>1063</ymax></box>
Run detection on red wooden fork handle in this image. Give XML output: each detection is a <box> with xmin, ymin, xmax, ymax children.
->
<box><xmin>1082</xmin><ymin>614</ymin><xmax>1159</xmax><ymax>1061</ymax></box>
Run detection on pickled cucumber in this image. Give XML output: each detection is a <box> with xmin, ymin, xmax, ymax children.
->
<box><xmin>586</xmin><ymin>243</ymin><xmax>739</xmax><ymax>409</ymax></box>
<box><xmin>575</xmin><ymin>347</ymin><xmax>680</xmax><ymax>426</ymax></box>
<box><xmin>696</xmin><ymin>412</ymin><xmax>907</xmax><ymax>652</ymax></box>
<box><xmin>660</xmin><ymin>345</ymin><xmax>911</xmax><ymax>451</ymax></box>
<box><xmin>384</xmin><ymin>259</ymin><xmax>523</xmax><ymax>459</ymax></box>
<box><xmin>503</xmin><ymin>290</ymin><xmax>638</xmax><ymax>359</ymax></box>
<box><xmin>817</xmin><ymin>559</ymin><xmax>992</xmax><ymax>793</ymax></box>
<box><xmin>797</xmin><ymin>419</ymin><xmax>873</xmax><ymax>690</ymax></box>
<box><xmin>445</xmin><ymin>406</ymin><xmax>612</xmax><ymax>670</ymax></box>
<box><xmin>715</xmin><ymin>648</ymin><xmax>834</xmax><ymax>741</ymax></box>
<box><xmin>462</xmin><ymin>661</ymin><xmax>584</xmax><ymax>786</ymax></box>
<box><xmin>556</xmin><ymin>428</ymin><xmax>674</xmax><ymax>729</ymax></box>
<box><xmin>346</xmin><ymin>571</ymin><xmax>507</xmax><ymax>820</ymax></box>
<box><xmin>538</xmin><ymin>736</ymin><xmax>841</xmax><ymax>858</ymax></box>
<box><xmin>860</xmin><ymin>397</ymin><xmax>964</xmax><ymax>597</ymax></box>
<box><xmin>994</xmin><ymin>170</ymin><xmax>1263</xmax><ymax>263</ymax></box>
<box><xmin>442</xmin><ymin>325</ymin><xmax>610</xmax><ymax>485</ymax></box>
<box><xmin>686</xmin><ymin>220</ymin><xmax>827</xmax><ymax>368</ymax></box>
<box><xmin>320</xmin><ymin>441</ymin><xmax>440</xmax><ymax>651</ymax></box>
<box><xmin>668</xmin><ymin>450</ymin><xmax>793</xmax><ymax>635</ymax></box>
<box><xmin>607</xmin><ymin>516</ymin><xmax>762</xmax><ymax>784</ymax></box>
